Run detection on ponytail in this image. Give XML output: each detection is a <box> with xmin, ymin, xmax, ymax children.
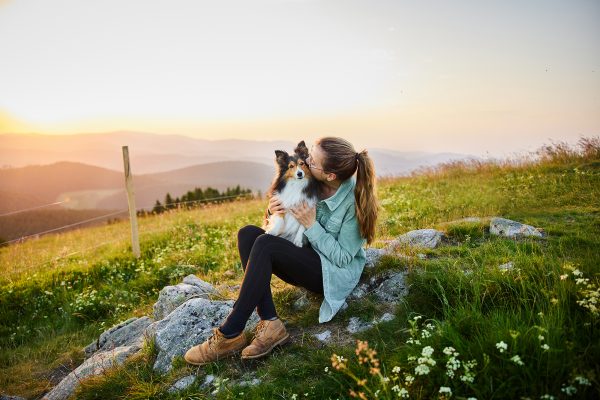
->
<box><xmin>355</xmin><ymin>151</ymin><xmax>378</xmax><ymax>244</ymax></box>
<box><xmin>316</xmin><ymin>137</ymin><xmax>379</xmax><ymax>244</ymax></box>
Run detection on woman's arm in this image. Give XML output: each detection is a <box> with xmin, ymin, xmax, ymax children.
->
<box><xmin>302</xmin><ymin>205</ymin><xmax>365</xmax><ymax>267</ymax></box>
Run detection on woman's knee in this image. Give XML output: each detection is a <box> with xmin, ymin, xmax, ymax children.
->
<box><xmin>238</xmin><ymin>225</ymin><xmax>264</xmax><ymax>242</ymax></box>
<box><xmin>251</xmin><ymin>233</ymin><xmax>280</xmax><ymax>252</ymax></box>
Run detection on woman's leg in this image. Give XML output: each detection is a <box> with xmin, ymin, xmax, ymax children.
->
<box><xmin>219</xmin><ymin>233</ymin><xmax>322</xmax><ymax>336</ymax></box>
<box><xmin>236</xmin><ymin>225</ymin><xmax>278</xmax><ymax>320</ymax></box>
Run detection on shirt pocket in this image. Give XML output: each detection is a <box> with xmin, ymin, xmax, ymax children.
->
<box><xmin>325</xmin><ymin>217</ymin><xmax>343</xmax><ymax>238</ymax></box>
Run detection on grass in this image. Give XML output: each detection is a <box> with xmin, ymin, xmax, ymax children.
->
<box><xmin>1</xmin><ymin>137</ymin><xmax>599</xmax><ymax>399</ymax></box>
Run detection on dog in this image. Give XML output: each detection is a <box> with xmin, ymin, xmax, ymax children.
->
<box><xmin>263</xmin><ymin>140</ymin><xmax>319</xmax><ymax>247</ymax></box>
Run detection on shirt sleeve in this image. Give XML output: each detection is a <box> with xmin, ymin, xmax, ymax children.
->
<box><xmin>304</xmin><ymin>205</ymin><xmax>366</xmax><ymax>268</ymax></box>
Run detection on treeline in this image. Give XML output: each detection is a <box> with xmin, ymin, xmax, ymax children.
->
<box><xmin>150</xmin><ymin>185</ymin><xmax>253</xmax><ymax>214</ymax></box>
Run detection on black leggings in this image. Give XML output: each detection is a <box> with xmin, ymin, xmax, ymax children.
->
<box><xmin>219</xmin><ymin>225</ymin><xmax>323</xmax><ymax>336</ymax></box>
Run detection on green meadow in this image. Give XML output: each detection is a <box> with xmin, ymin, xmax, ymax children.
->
<box><xmin>1</xmin><ymin>138</ymin><xmax>598</xmax><ymax>399</ymax></box>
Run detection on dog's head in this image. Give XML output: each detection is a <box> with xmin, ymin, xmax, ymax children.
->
<box><xmin>274</xmin><ymin>141</ymin><xmax>313</xmax><ymax>181</ymax></box>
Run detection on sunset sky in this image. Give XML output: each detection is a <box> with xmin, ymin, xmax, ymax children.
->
<box><xmin>0</xmin><ymin>0</ymin><xmax>598</xmax><ymax>157</ymax></box>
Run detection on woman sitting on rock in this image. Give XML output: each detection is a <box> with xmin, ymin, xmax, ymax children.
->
<box><xmin>184</xmin><ymin>136</ymin><xmax>379</xmax><ymax>365</ymax></box>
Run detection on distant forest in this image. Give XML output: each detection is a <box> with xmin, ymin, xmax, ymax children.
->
<box><xmin>150</xmin><ymin>185</ymin><xmax>254</xmax><ymax>214</ymax></box>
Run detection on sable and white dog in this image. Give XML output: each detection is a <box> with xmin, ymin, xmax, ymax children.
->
<box><xmin>263</xmin><ymin>141</ymin><xmax>319</xmax><ymax>247</ymax></box>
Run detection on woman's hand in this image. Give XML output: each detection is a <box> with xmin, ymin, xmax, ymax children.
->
<box><xmin>290</xmin><ymin>201</ymin><xmax>316</xmax><ymax>228</ymax></box>
<box><xmin>268</xmin><ymin>195</ymin><xmax>285</xmax><ymax>215</ymax></box>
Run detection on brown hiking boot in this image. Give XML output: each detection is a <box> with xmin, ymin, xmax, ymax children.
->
<box><xmin>184</xmin><ymin>328</ymin><xmax>248</xmax><ymax>366</ymax></box>
<box><xmin>241</xmin><ymin>318</ymin><xmax>290</xmax><ymax>359</ymax></box>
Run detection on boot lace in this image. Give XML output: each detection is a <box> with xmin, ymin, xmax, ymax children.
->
<box><xmin>207</xmin><ymin>330</ymin><xmax>225</xmax><ymax>350</ymax></box>
<box><xmin>253</xmin><ymin>320</ymin><xmax>270</xmax><ymax>343</ymax></box>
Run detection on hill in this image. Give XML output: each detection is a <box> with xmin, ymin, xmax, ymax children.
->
<box><xmin>0</xmin><ymin>137</ymin><xmax>597</xmax><ymax>399</ymax></box>
<box><xmin>0</xmin><ymin>160</ymin><xmax>272</xmax><ymax>213</ymax></box>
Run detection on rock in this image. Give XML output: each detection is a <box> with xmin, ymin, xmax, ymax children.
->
<box><xmin>489</xmin><ymin>217</ymin><xmax>544</xmax><ymax>239</ymax></box>
<box><xmin>167</xmin><ymin>375</ymin><xmax>196</xmax><ymax>393</ymax></box>
<box><xmin>373</xmin><ymin>271</ymin><xmax>409</xmax><ymax>303</ymax></box>
<box><xmin>183</xmin><ymin>274</ymin><xmax>217</xmax><ymax>293</ymax></box>
<box><xmin>238</xmin><ymin>378</ymin><xmax>261</xmax><ymax>387</ymax></box>
<box><xmin>346</xmin><ymin>317</ymin><xmax>373</xmax><ymax>334</ymax></box>
<box><xmin>1</xmin><ymin>395</ymin><xmax>26</xmax><ymax>400</ymax></box>
<box><xmin>498</xmin><ymin>261</ymin><xmax>514</xmax><ymax>272</ymax></box>
<box><xmin>201</xmin><ymin>374</ymin><xmax>216</xmax><ymax>389</ymax></box>
<box><xmin>417</xmin><ymin>253</ymin><xmax>427</xmax><ymax>260</ymax></box>
<box><xmin>346</xmin><ymin>313</ymin><xmax>396</xmax><ymax>335</ymax></box>
<box><xmin>387</xmin><ymin>229</ymin><xmax>445</xmax><ymax>250</ymax></box>
<box><xmin>153</xmin><ymin>276</ymin><xmax>216</xmax><ymax>320</ymax></box>
<box><xmin>365</xmin><ymin>248</ymin><xmax>387</xmax><ymax>268</ymax></box>
<box><xmin>84</xmin><ymin>316</ymin><xmax>152</xmax><ymax>357</ymax></box>
<box><xmin>314</xmin><ymin>330</ymin><xmax>332</xmax><ymax>342</ymax></box>
<box><xmin>293</xmin><ymin>291</ymin><xmax>310</xmax><ymax>310</ymax></box>
<box><xmin>42</xmin><ymin>345</ymin><xmax>142</xmax><ymax>400</ymax></box>
<box><xmin>348</xmin><ymin>282</ymin><xmax>369</xmax><ymax>300</ymax></box>
<box><xmin>147</xmin><ymin>298</ymin><xmax>258</xmax><ymax>373</ymax></box>
<box><xmin>377</xmin><ymin>312</ymin><xmax>395</xmax><ymax>323</ymax></box>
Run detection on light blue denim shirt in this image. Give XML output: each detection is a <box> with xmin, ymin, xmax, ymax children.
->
<box><xmin>304</xmin><ymin>177</ymin><xmax>367</xmax><ymax>323</ymax></box>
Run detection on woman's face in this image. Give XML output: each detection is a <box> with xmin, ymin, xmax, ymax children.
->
<box><xmin>307</xmin><ymin>144</ymin><xmax>327</xmax><ymax>181</ymax></box>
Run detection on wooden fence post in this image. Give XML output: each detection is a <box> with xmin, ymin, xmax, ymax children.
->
<box><xmin>122</xmin><ymin>146</ymin><xmax>141</xmax><ymax>258</ymax></box>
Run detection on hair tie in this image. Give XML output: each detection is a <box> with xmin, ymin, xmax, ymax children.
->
<box><xmin>355</xmin><ymin>152</ymin><xmax>360</xmax><ymax>161</ymax></box>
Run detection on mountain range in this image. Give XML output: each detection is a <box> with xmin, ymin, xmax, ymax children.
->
<box><xmin>0</xmin><ymin>131</ymin><xmax>476</xmax><ymax>215</ymax></box>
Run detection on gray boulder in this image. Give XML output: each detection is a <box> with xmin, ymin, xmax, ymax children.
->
<box><xmin>373</xmin><ymin>271</ymin><xmax>408</xmax><ymax>303</ymax></box>
<box><xmin>346</xmin><ymin>317</ymin><xmax>373</xmax><ymax>334</ymax></box>
<box><xmin>346</xmin><ymin>312</ymin><xmax>395</xmax><ymax>334</ymax></box>
<box><xmin>167</xmin><ymin>375</ymin><xmax>196</xmax><ymax>393</ymax></box>
<box><xmin>387</xmin><ymin>229</ymin><xmax>445</xmax><ymax>250</ymax></box>
<box><xmin>42</xmin><ymin>345</ymin><xmax>142</xmax><ymax>400</ymax></box>
<box><xmin>1</xmin><ymin>395</ymin><xmax>26</xmax><ymax>400</ymax></box>
<box><xmin>147</xmin><ymin>298</ymin><xmax>258</xmax><ymax>373</ymax></box>
<box><xmin>153</xmin><ymin>275</ymin><xmax>216</xmax><ymax>320</ymax></box>
<box><xmin>348</xmin><ymin>270</ymin><xmax>408</xmax><ymax>303</ymax></box>
<box><xmin>365</xmin><ymin>248</ymin><xmax>388</xmax><ymax>268</ymax></box>
<box><xmin>84</xmin><ymin>316</ymin><xmax>152</xmax><ymax>357</ymax></box>
<box><xmin>490</xmin><ymin>217</ymin><xmax>544</xmax><ymax>239</ymax></box>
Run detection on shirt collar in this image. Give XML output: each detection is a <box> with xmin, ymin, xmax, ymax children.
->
<box><xmin>322</xmin><ymin>176</ymin><xmax>355</xmax><ymax>211</ymax></box>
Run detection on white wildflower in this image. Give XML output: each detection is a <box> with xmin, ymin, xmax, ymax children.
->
<box><xmin>495</xmin><ymin>341</ymin><xmax>508</xmax><ymax>353</ymax></box>
<box><xmin>415</xmin><ymin>364</ymin><xmax>430</xmax><ymax>375</ymax></box>
<box><xmin>574</xmin><ymin>376</ymin><xmax>591</xmax><ymax>386</ymax></box>
<box><xmin>421</xmin><ymin>346</ymin><xmax>434</xmax><ymax>357</ymax></box>
<box><xmin>561</xmin><ymin>385</ymin><xmax>577</xmax><ymax>396</ymax></box>
<box><xmin>510</xmin><ymin>355</ymin><xmax>524</xmax><ymax>366</ymax></box>
<box><xmin>443</xmin><ymin>346</ymin><xmax>456</xmax><ymax>356</ymax></box>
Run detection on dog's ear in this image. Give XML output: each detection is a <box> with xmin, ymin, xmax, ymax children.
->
<box><xmin>275</xmin><ymin>150</ymin><xmax>289</xmax><ymax>166</ymax></box>
<box><xmin>294</xmin><ymin>140</ymin><xmax>309</xmax><ymax>160</ymax></box>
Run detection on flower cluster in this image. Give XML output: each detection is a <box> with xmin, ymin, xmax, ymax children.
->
<box><xmin>562</xmin><ymin>263</ymin><xmax>599</xmax><ymax>317</ymax></box>
<box><xmin>356</xmin><ymin>340</ymin><xmax>381</xmax><ymax>375</ymax></box>
<box><xmin>330</xmin><ymin>315</ymin><xmax>482</xmax><ymax>399</ymax></box>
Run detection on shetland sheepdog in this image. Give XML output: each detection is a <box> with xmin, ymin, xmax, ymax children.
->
<box><xmin>263</xmin><ymin>140</ymin><xmax>319</xmax><ymax>247</ymax></box>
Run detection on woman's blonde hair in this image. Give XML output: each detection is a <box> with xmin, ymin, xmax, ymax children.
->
<box><xmin>316</xmin><ymin>137</ymin><xmax>379</xmax><ymax>244</ymax></box>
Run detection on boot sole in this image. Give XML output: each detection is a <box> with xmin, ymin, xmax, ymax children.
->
<box><xmin>240</xmin><ymin>333</ymin><xmax>290</xmax><ymax>360</ymax></box>
<box><xmin>185</xmin><ymin>346</ymin><xmax>246</xmax><ymax>366</ymax></box>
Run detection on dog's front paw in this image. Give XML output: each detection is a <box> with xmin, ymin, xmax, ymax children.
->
<box><xmin>292</xmin><ymin>238</ymin><xmax>304</xmax><ymax>247</ymax></box>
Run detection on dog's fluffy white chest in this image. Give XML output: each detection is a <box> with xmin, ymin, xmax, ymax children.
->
<box><xmin>264</xmin><ymin>179</ymin><xmax>318</xmax><ymax>247</ymax></box>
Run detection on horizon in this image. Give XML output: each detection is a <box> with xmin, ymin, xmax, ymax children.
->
<box><xmin>1</xmin><ymin>0</ymin><xmax>599</xmax><ymax>159</ymax></box>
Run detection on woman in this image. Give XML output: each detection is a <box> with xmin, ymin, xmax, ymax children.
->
<box><xmin>184</xmin><ymin>137</ymin><xmax>378</xmax><ymax>365</ymax></box>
